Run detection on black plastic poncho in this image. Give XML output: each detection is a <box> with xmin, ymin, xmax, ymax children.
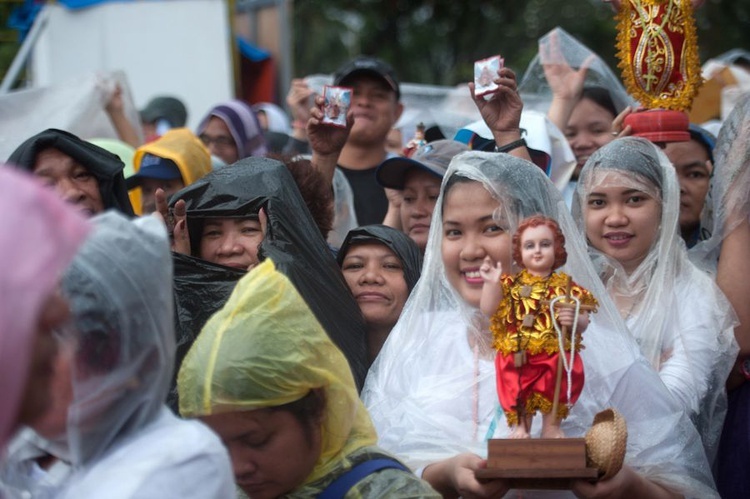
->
<box><xmin>168</xmin><ymin>158</ymin><xmax>368</xmax><ymax>406</ymax></box>
<box><xmin>337</xmin><ymin>224</ymin><xmax>423</xmax><ymax>292</ymax></box>
<box><xmin>7</xmin><ymin>128</ymin><xmax>135</xmax><ymax>216</ymax></box>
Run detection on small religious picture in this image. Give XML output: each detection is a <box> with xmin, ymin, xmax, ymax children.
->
<box><xmin>474</xmin><ymin>55</ymin><xmax>504</xmax><ymax>98</ymax></box>
<box><xmin>322</xmin><ymin>85</ymin><xmax>352</xmax><ymax>128</ymax></box>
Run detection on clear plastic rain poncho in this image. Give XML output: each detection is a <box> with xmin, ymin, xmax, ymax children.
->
<box><xmin>57</xmin><ymin>212</ymin><xmax>233</xmax><ymax>498</ymax></box>
<box><xmin>0</xmin><ymin>168</ymin><xmax>89</xmax><ymax>452</ymax></box>
<box><xmin>518</xmin><ymin>26</ymin><xmax>636</xmax><ymax>115</ymax></box>
<box><xmin>178</xmin><ymin>259</ymin><xmax>437</xmax><ymax>497</ymax></box>
<box><xmin>61</xmin><ymin>213</ymin><xmax>175</xmax><ymax>466</ymax></box>
<box><xmin>691</xmin><ymin>93</ymin><xmax>750</xmax><ymax>269</ymax></box>
<box><xmin>571</xmin><ymin>137</ymin><xmax>737</xmax><ymax>463</ymax></box>
<box><xmin>363</xmin><ymin>150</ymin><xmax>720</xmax><ymax>497</ymax></box>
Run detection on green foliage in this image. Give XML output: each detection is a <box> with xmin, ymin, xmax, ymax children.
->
<box><xmin>292</xmin><ymin>1</ymin><xmax>750</xmax><ymax>86</ymax></box>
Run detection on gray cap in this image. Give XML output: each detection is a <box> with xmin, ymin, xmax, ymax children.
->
<box><xmin>376</xmin><ymin>139</ymin><xmax>469</xmax><ymax>189</ymax></box>
<box><xmin>140</xmin><ymin>96</ymin><xmax>187</xmax><ymax>127</ymax></box>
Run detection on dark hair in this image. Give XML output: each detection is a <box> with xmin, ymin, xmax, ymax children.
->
<box><xmin>269</xmin><ymin>154</ymin><xmax>334</xmax><ymax>239</ymax></box>
<box><xmin>512</xmin><ymin>215</ymin><xmax>567</xmax><ymax>270</ymax></box>
<box><xmin>270</xmin><ymin>389</ymin><xmax>326</xmax><ymax>445</ymax></box>
<box><xmin>581</xmin><ymin>87</ymin><xmax>617</xmax><ymax>118</ymax></box>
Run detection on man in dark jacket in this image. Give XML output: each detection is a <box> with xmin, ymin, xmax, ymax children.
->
<box><xmin>7</xmin><ymin>129</ymin><xmax>134</xmax><ymax>217</ymax></box>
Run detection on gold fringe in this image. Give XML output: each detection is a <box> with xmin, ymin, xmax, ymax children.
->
<box><xmin>504</xmin><ymin>392</ymin><xmax>571</xmax><ymax>427</ymax></box>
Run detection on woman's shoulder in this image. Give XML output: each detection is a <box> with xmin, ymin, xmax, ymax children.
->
<box><xmin>59</xmin><ymin>408</ymin><xmax>234</xmax><ymax>499</ymax></box>
<box><xmin>339</xmin><ymin>446</ymin><xmax>441</xmax><ymax>499</ymax></box>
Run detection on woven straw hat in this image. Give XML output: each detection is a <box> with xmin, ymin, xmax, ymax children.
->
<box><xmin>585</xmin><ymin>408</ymin><xmax>628</xmax><ymax>480</ymax></box>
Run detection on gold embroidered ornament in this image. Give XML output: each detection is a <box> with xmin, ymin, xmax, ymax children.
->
<box><xmin>616</xmin><ymin>0</ymin><xmax>703</xmax><ymax>142</ymax></box>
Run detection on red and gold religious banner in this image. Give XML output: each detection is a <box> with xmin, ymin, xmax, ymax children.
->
<box><xmin>615</xmin><ymin>0</ymin><xmax>702</xmax><ymax>142</ymax></box>
<box><xmin>616</xmin><ymin>0</ymin><xmax>702</xmax><ymax>111</ymax></box>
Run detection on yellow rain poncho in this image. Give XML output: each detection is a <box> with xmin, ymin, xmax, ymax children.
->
<box><xmin>179</xmin><ymin>260</ymin><xmax>438</xmax><ymax>497</ymax></box>
<box><xmin>129</xmin><ymin>128</ymin><xmax>212</xmax><ymax>215</ymax></box>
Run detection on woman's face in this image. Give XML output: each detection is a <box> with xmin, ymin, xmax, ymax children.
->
<box><xmin>584</xmin><ymin>171</ymin><xmax>661</xmax><ymax>274</ymax></box>
<box><xmin>341</xmin><ymin>242</ymin><xmax>409</xmax><ymax>331</ymax></box>
<box><xmin>199</xmin><ymin>217</ymin><xmax>263</xmax><ymax>270</ymax></box>
<box><xmin>441</xmin><ymin>181</ymin><xmax>512</xmax><ymax>308</ymax></box>
<box><xmin>400</xmin><ymin>169</ymin><xmax>441</xmax><ymax>251</ymax></box>
<box><xmin>201</xmin><ymin>408</ymin><xmax>321</xmax><ymax>499</ymax></box>
<box><xmin>565</xmin><ymin>98</ymin><xmax>616</xmax><ymax>176</ymax></box>
<box><xmin>200</xmin><ymin>117</ymin><xmax>239</xmax><ymax>165</ymax></box>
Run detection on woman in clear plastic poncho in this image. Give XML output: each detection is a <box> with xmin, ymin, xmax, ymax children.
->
<box><xmin>571</xmin><ymin>137</ymin><xmax>737</xmax><ymax>464</ymax></box>
<box><xmin>178</xmin><ymin>259</ymin><xmax>439</xmax><ymax>498</ymax></box>
<box><xmin>0</xmin><ymin>168</ymin><xmax>89</xmax><ymax>454</ymax></box>
<box><xmin>54</xmin><ymin>212</ymin><xmax>233</xmax><ymax>498</ymax></box>
<box><xmin>691</xmin><ymin>94</ymin><xmax>750</xmax><ymax>498</ymax></box>
<box><xmin>519</xmin><ymin>27</ymin><xmax>636</xmax><ymax>204</ymax></box>
<box><xmin>363</xmin><ymin>150</ymin><xmax>720</xmax><ymax>498</ymax></box>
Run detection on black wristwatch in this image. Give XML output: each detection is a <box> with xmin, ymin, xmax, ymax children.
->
<box><xmin>494</xmin><ymin>138</ymin><xmax>527</xmax><ymax>154</ymax></box>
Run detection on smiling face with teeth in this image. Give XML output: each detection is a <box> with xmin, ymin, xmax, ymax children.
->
<box><xmin>583</xmin><ymin>170</ymin><xmax>661</xmax><ymax>274</ymax></box>
<box><xmin>441</xmin><ymin>180</ymin><xmax>513</xmax><ymax>308</ymax></box>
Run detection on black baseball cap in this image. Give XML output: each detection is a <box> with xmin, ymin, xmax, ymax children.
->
<box><xmin>334</xmin><ymin>56</ymin><xmax>400</xmax><ymax>100</ymax></box>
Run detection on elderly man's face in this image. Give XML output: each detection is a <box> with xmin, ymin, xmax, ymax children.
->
<box><xmin>33</xmin><ymin>148</ymin><xmax>104</xmax><ymax>217</ymax></box>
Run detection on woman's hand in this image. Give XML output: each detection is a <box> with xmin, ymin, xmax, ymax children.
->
<box><xmin>541</xmin><ymin>29</ymin><xmax>595</xmax><ymax>103</ymax></box>
<box><xmin>611</xmin><ymin>106</ymin><xmax>634</xmax><ymax>138</ymax></box>
<box><xmin>154</xmin><ymin>188</ymin><xmax>190</xmax><ymax>254</ymax></box>
<box><xmin>424</xmin><ymin>453</ymin><xmax>509</xmax><ymax>499</ymax></box>
<box><xmin>247</xmin><ymin>207</ymin><xmax>268</xmax><ymax>272</ymax></box>
<box><xmin>469</xmin><ymin>67</ymin><xmax>523</xmax><ymax>138</ymax></box>
<box><xmin>572</xmin><ymin>465</ymin><xmax>682</xmax><ymax>499</ymax></box>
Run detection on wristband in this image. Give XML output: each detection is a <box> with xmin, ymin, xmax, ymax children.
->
<box><xmin>292</xmin><ymin>120</ymin><xmax>306</xmax><ymax>129</ymax></box>
<box><xmin>494</xmin><ymin>138</ymin><xmax>527</xmax><ymax>154</ymax></box>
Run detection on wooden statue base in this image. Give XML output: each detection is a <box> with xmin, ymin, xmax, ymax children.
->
<box><xmin>475</xmin><ymin>438</ymin><xmax>599</xmax><ymax>490</ymax></box>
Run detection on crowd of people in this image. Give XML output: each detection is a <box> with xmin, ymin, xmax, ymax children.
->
<box><xmin>2</xmin><ymin>6</ymin><xmax>750</xmax><ymax>498</ymax></box>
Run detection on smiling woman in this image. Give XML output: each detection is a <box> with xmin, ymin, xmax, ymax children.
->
<box><xmin>199</xmin><ymin>217</ymin><xmax>264</xmax><ymax>270</ymax></box>
<box><xmin>573</xmin><ymin>137</ymin><xmax>737</xmax><ymax>462</ymax></box>
<box><xmin>363</xmin><ymin>150</ymin><xmax>726</xmax><ymax>498</ymax></box>
<box><xmin>338</xmin><ymin>225</ymin><xmax>422</xmax><ymax>363</ymax></box>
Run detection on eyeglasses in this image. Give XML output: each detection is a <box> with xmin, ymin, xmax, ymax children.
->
<box><xmin>199</xmin><ymin>133</ymin><xmax>236</xmax><ymax>150</ymax></box>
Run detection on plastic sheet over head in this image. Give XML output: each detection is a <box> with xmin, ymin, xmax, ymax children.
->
<box><xmin>337</xmin><ymin>224</ymin><xmax>423</xmax><ymax>292</ymax></box>
<box><xmin>691</xmin><ymin>94</ymin><xmax>750</xmax><ymax>270</ymax></box>
<box><xmin>168</xmin><ymin>157</ymin><xmax>368</xmax><ymax>399</ymax></box>
<box><xmin>61</xmin><ymin>212</ymin><xmax>173</xmax><ymax>467</ymax></box>
<box><xmin>0</xmin><ymin>168</ymin><xmax>90</xmax><ymax>450</ymax></box>
<box><xmin>7</xmin><ymin>129</ymin><xmax>135</xmax><ymax>216</ymax></box>
<box><xmin>573</xmin><ymin>137</ymin><xmax>737</xmax><ymax>463</ymax></box>
<box><xmin>573</xmin><ymin>137</ymin><xmax>681</xmax><ymax>366</ymax></box>
<box><xmin>519</xmin><ymin>26</ymin><xmax>636</xmax><ymax>115</ymax></box>
<box><xmin>363</xmin><ymin>150</ymin><xmax>721</xmax><ymax>497</ymax></box>
<box><xmin>178</xmin><ymin>259</ymin><xmax>376</xmax><ymax>485</ymax></box>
